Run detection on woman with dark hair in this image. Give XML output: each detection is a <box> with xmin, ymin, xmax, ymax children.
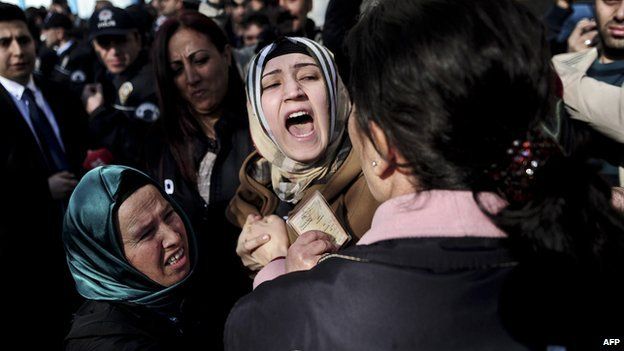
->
<box><xmin>225</xmin><ymin>0</ymin><xmax>624</xmax><ymax>350</ymax></box>
<box><xmin>145</xmin><ymin>10</ymin><xmax>252</xmax><ymax>344</ymax></box>
<box><xmin>63</xmin><ymin>166</ymin><xmax>206</xmax><ymax>350</ymax></box>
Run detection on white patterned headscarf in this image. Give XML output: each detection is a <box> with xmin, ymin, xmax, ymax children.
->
<box><xmin>246</xmin><ymin>37</ymin><xmax>351</xmax><ymax>203</ymax></box>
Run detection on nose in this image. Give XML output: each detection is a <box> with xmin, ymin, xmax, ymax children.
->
<box><xmin>283</xmin><ymin>77</ymin><xmax>304</xmax><ymax>101</ymax></box>
<box><xmin>616</xmin><ymin>2</ymin><xmax>624</xmax><ymax>21</ymax></box>
<box><xmin>161</xmin><ymin>224</ymin><xmax>182</xmax><ymax>249</ymax></box>
<box><xmin>9</xmin><ymin>38</ymin><xmax>23</xmax><ymax>57</ymax></box>
<box><xmin>184</xmin><ymin>65</ymin><xmax>200</xmax><ymax>86</ymax></box>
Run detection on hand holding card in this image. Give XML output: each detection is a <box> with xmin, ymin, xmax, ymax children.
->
<box><xmin>286</xmin><ymin>191</ymin><xmax>351</xmax><ymax>247</ymax></box>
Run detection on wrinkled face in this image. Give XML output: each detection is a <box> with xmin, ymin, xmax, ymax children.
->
<box><xmin>596</xmin><ymin>0</ymin><xmax>624</xmax><ymax>51</ymax></box>
<box><xmin>243</xmin><ymin>23</ymin><xmax>263</xmax><ymax>46</ymax></box>
<box><xmin>160</xmin><ymin>0</ymin><xmax>183</xmax><ymax>17</ymax></box>
<box><xmin>261</xmin><ymin>53</ymin><xmax>329</xmax><ymax>163</ymax></box>
<box><xmin>93</xmin><ymin>32</ymin><xmax>141</xmax><ymax>74</ymax></box>
<box><xmin>0</xmin><ymin>21</ymin><xmax>35</xmax><ymax>85</ymax></box>
<box><xmin>168</xmin><ymin>28</ymin><xmax>231</xmax><ymax>115</ymax></box>
<box><xmin>118</xmin><ymin>184</ymin><xmax>191</xmax><ymax>287</ymax></box>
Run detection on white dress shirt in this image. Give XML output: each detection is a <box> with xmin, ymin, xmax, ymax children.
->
<box><xmin>0</xmin><ymin>75</ymin><xmax>65</xmax><ymax>151</ymax></box>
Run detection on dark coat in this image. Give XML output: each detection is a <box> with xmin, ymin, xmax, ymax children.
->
<box><xmin>225</xmin><ymin>237</ymin><xmax>623</xmax><ymax>351</ymax></box>
<box><xmin>65</xmin><ymin>299</ymin><xmax>207</xmax><ymax>351</ymax></box>
<box><xmin>144</xmin><ymin>109</ymin><xmax>254</xmax><ymax>348</ymax></box>
<box><xmin>0</xmin><ymin>76</ymin><xmax>87</xmax><ymax>347</ymax></box>
<box><xmin>89</xmin><ymin>53</ymin><xmax>159</xmax><ymax>167</ymax></box>
<box><xmin>49</xmin><ymin>41</ymin><xmax>96</xmax><ymax>97</ymax></box>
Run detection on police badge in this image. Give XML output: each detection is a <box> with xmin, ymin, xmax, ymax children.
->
<box><xmin>118</xmin><ymin>81</ymin><xmax>133</xmax><ymax>105</ymax></box>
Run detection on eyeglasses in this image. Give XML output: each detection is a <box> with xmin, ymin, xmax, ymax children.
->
<box><xmin>95</xmin><ymin>35</ymin><xmax>128</xmax><ymax>49</ymax></box>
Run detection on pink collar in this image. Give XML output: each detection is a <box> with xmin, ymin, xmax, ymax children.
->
<box><xmin>357</xmin><ymin>190</ymin><xmax>507</xmax><ymax>245</ymax></box>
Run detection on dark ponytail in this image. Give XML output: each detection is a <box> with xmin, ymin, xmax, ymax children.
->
<box><xmin>491</xmin><ymin>151</ymin><xmax>624</xmax><ymax>271</ymax></box>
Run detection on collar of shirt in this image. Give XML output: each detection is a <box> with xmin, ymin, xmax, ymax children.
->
<box><xmin>357</xmin><ymin>190</ymin><xmax>508</xmax><ymax>246</ymax></box>
<box><xmin>0</xmin><ymin>75</ymin><xmax>40</xmax><ymax>101</ymax></box>
<box><xmin>56</xmin><ymin>40</ymin><xmax>75</xmax><ymax>57</ymax></box>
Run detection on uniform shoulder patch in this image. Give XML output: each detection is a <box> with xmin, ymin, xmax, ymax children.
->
<box><xmin>135</xmin><ymin>102</ymin><xmax>160</xmax><ymax>122</ymax></box>
<box><xmin>70</xmin><ymin>70</ymin><xmax>86</xmax><ymax>83</ymax></box>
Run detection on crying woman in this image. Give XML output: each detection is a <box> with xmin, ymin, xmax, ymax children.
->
<box><xmin>226</xmin><ymin>37</ymin><xmax>379</xmax><ymax>279</ymax></box>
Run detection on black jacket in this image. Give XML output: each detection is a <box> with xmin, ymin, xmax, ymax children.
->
<box><xmin>0</xmin><ymin>76</ymin><xmax>87</xmax><ymax>347</ymax></box>
<box><xmin>144</xmin><ymin>110</ymin><xmax>254</xmax><ymax>348</ymax></box>
<box><xmin>89</xmin><ymin>53</ymin><xmax>159</xmax><ymax>167</ymax></box>
<box><xmin>225</xmin><ymin>237</ymin><xmax>623</xmax><ymax>351</ymax></box>
<box><xmin>49</xmin><ymin>41</ymin><xmax>96</xmax><ymax>97</ymax></box>
<box><xmin>65</xmin><ymin>299</ymin><xmax>208</xmax><ymax>351</ymax></box>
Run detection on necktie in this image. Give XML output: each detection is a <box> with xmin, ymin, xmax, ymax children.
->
<box><xmin>22</xmin><ymin>88</ymin><xmax>69</xmax><ymax>172</ymax></box>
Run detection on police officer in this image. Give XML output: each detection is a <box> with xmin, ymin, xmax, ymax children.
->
<box><xmin>83</xmin><ymin>6</ymin><xmax>159</xmax><ymax>167</ymax></box>
<box><xmin>39</xmin><ymin>12</ymin><xmax>93</xmax><ymax>96</ymax></box>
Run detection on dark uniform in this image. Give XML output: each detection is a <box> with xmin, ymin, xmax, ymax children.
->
<box><xmin>87</xmin><ymin>7</ymin><xmax>160</xmax><ymax>167</ymax></box>
<box><xmin>90</xmin><ymin>52</ymin><xmax>159</xmax><ymax>167</ymax></box>
<box><xmin>35</xmin><ymin>13</ymin><xmax>93</xmax><ymax>96</ymax></box>
<box><xmin>49</xmin><ymin>41</ymin><xmax>95</xmax><ymax>97</ymax></box>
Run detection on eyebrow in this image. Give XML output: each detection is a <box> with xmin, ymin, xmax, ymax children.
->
<box><xmin>170</xmin><ymin>49</ymin><xmax>210</xmax><ymax>64</ymax></box>
<box><xmin>261</xmin><ymin>62</ymin><xmax>319</xmax><ymax>79</ymax></box>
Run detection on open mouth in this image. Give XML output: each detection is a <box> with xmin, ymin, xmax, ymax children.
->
<box><xmin>286</xmin><ymin>111</ymin><xmax>314</xmax><ymax>138</ymax></box>
<box><xmin>165</xmin><ymin>248</ymin><xmax>185</xmax><ymax>267</ymax></box>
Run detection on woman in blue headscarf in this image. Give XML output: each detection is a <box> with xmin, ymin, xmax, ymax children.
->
<box><xmin>63</xmin><ymin>165</ymin><xmax>205</xmax><ymax>350</ymax></box>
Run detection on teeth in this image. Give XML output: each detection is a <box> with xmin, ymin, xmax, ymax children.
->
<box><xmin>166</xmin><ymin>248</ymin><xmax>184</xmax><ymax>266</ymax></box>
<box><xmin>288</xmin><ymin>111</ymin><xmax>308</xmax><ymax>119</ymax></box>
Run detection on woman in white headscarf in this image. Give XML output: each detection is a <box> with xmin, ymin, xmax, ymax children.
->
<box><xmin>226</xmin><ymin>37</ymin><xmax>378</xmax><ymax>285</ymax></box>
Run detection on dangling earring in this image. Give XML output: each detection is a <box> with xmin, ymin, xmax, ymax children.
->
<box><xmin>371</xmin><ymin>161</ymin><xmax>378</xmax><ymax>167</ymax></box>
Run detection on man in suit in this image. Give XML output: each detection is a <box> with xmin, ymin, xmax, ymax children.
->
<box><xmin>0</xmin><ymin>2</ymin><xmax>86</xmax><ymax>347</ymax></box>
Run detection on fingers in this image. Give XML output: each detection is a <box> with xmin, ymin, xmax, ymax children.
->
<box><xmin>577</xmin><ymin>18</ymin><xmax>596</xmax><ymax>30</ymax></box>
<box><xmin>296</xmin><ymin>230</ymin><xmax>333</xmax><ymax>245</ymax></box>
<box><xmin>58</xmin><ymin>171</ymin><xmax>77</xmax><ymax>179</ymax></box>
<box><xmin>243</xmin><ymin>234</ymin><xmax>271</xmax><ymax>252</ymax></box>
<box><xmin>306</xmin><ymin>236</ymin><xmax>337</xmax><ymax>255</ymax></box>
<box><xmin>245</xmin><ymin>213</ymin><xmax>262</xmax><ymax>225</ymax></box>
<box><xmin>286</xmin><ymin>231</ymin><xmax>338</xmax><ymax>273</ymax></box>
<box><xmin>82</xmin><ymin>83</ymin><xmax>97</xmax><ymax>97</ymax></box>
<box><xmin>568</xmin><ymin>19</ymin><xmax>599</xmax><ymax>52</ymax></box>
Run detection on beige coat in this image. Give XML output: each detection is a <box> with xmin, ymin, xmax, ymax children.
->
<box><xmin>226</xmin><ymin>149</ymin><xmax>379</xmax><ymax>244</ymax></box>
<box><xmin>552</xmin><ymin>48</ymin><xmax>624</xmax><ymax>143</ymax></box>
